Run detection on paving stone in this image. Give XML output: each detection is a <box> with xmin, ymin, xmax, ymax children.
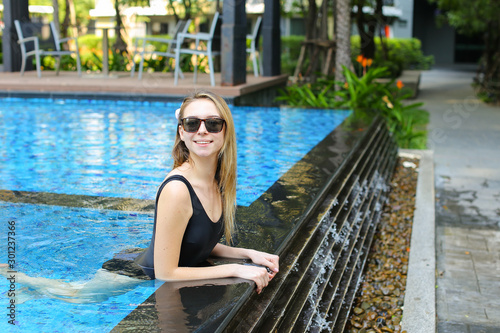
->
<box><xmin>469</xmin><ymin>324</ymin><xmax>500</xmax><ymax>333</ymax></box>
<box><xmin>442</xmin><ymin>258</ymin><xmax>474</xmax><ymax>271</ymax></box>
<box><xmin>437</xmin><ymin>321</ymin><xmax>469</xmax><ymax>333</ymax></box>
<box><xmin>484</xmin><ymin>307</ymin><xmax>500</xmax><ymax>322</ymax></box>
<box><xmin>421</xmin><ymin>68</ymin><xmax>500</xmax><ymax>330</ymax></box>
<box><xmin>478</xmin><ymin>280</ymin><xmax>500</xmax><ymax>297</ymax></box>
<box><xmin>466</xmin><ymin>239</ymin><xmax>489</xmax><ymax>251</ymax></box>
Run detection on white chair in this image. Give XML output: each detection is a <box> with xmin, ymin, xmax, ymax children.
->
<box><xmin>130</xmin><ymin>19</ymin><xmax>191</xmax><ymax>80</ymax></box>
<box><xmin>247</xmin><ymin>16</ymin><xmax>263</xmax><ymax>77</ymax></box>
<box><xmin>174</xmin><ymin>12</ymin><xmax>221</xmax><ymax>86</ymax></box>
<box><xmin>14</xmin><ymin>20</ymin><xmax>81</xmax><ymax>78</ymax></box>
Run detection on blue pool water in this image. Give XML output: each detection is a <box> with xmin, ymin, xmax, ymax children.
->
<box><xmin>0</xmin><ymin>98</ymin><xmax>350</xmax><ymax>206</ymax></box>
<box><xmin>0</xmin><ymin>98</ymin><xmax>350</xmax><ymax>332</ymax></box>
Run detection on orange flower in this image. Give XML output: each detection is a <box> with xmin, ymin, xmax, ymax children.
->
<box><xmin>356</xmin><ymin>55</ymin><xmax>364</xmax><ymax>63</ymax></box>
<box><xmin>344</xmin><ymin>82</ymin><xmax>349</xmax><ymax>89</ymax></box>
<box><xmin>366</xmin><ymin>58</ymin><xmax>373</xmax><ymax>67</ymax></box>
<box><xmin>362</xmin><ymin>58</ymin><xmax>367</xmax><ymax>67</ymax></box>
<box><xmin>397</xmin><ymin>80</ymin><xmax>404</xmax><ymax>89</ymax></box>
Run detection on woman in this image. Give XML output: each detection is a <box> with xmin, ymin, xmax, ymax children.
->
<box><xmin>135</xmin><ymin>90</ymin><xmax>279</xmax><ymax>294</ymax></box>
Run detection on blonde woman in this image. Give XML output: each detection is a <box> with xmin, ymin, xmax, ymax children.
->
<box><xmin>135</xmin><ymin>90</ymin><xmax>279</xmax><ymax>294</ymax></box>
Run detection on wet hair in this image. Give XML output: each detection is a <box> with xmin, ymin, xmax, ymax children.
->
<box><xmin>172</xmin><ymin>90</ymin><xmax>237</xmax><ymax>244</ymax></box>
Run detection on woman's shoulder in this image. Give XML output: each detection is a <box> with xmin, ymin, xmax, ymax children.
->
<box><xmin>157</xmin><ymin>169</ymin><xmax>192</xmax><ymax>201</ymax></box>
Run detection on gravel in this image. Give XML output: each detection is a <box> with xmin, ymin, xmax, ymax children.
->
<box><xmin>345</xmin><ymin>157</ymin><xmax>419</xmax><ymax>333</ymax></box>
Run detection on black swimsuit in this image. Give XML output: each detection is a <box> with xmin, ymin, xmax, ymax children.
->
<box><xmin>134</xmin><ymin>175</ymin><xmax>224</xmax><ymax>279</ymax></box>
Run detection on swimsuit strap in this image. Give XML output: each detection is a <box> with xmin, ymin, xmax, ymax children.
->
<box><xmin>156</xmin><ymin>174</ymin><xmax>197</xmax><ymax>206</ymax></box>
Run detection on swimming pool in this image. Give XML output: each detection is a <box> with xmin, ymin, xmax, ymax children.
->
<box><xmin>0</xmin><ymin>97</ymin><xmax>350</xmax><ymax>332</ymax></box>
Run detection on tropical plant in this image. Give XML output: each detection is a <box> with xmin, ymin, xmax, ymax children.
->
<box><xmin>276</xmin><ymin>64</ymin><xmax>429</xmax><ymax>149</ymax></box>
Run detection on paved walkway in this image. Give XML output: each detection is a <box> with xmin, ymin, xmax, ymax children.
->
<box><xmin>416</xmin><ymin>66</ymin><xmax>500</xmax><ymax>332</ymax></box>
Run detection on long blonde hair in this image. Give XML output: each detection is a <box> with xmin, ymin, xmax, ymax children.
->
<box><xmin>172</xmin><ymin>91</ymin><xmax>237</xmax><ymax>244</ymax></box>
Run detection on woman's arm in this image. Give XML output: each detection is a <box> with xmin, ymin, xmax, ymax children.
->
<box><xmin>211</xmin><ymin>243</ymin><xmax>280</xmax><ymax>276</ymax></box>
<box><xmin>153</xmin><ymin>181</ymin><xmax>273</xmax><ymax>293</ymax></box>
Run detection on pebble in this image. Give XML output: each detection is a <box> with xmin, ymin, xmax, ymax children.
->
<box><xmin>345</xmin><ymin>158</ymin><xmax>418</xmax><ymax>333</ymax></box>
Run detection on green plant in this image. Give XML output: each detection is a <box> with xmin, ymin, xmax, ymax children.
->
<box><xmin>281</xmin><ymin>35</ymin><xmax>307</xmax><ymax>76</ymax></box>
<box><xmin>276</xmin><ymin>78</ymin><xmax>335</xmax><ymax>108</ymax></box>
<box><xmin>337</xmin><ymin>65</ymin><xmax>428</xmax><ymax>148</ymax></box>
<box><xmin>276</xmin><ymin>65</ymin><xmax>429</xmax><ymax>149</ymax></box>
<box><xmin>351</xmin><ymin>36</ymin><xmax>434</xmax><ymax>78</ymax></box>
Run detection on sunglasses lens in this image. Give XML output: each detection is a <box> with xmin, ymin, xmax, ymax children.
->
<box><xmin>205</xmin><ymin>119</ymin><xmax>225</xmax><ymax>133</ymax></box>
<box><xmin>182</xmin><ymin>118</ymin><xmax>225</xmax><ymax>133</ymax></box>
<box><xmin>182</xmin><ymin>119</ymin><xmax>201</xmax><ymax>132</ymax></box>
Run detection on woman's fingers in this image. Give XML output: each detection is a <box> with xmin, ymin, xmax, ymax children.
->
<box><xmin>238</xmin><ymin>265</ymin><xmax>269</xmax><ymax>294</ymax></box>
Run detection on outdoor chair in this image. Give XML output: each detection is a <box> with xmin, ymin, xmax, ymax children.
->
<box><xmin>130</xmin><ymin>19</ymin><xmax>192</xmax><ymax>80</ymax></box>
<box><xmin>174</xmin><ymin>12</ymin><xmax>221</xmax><ymax>86</ymax></box>
<box><xmin>247</xmin><ymin>16</ymin><xmax>263</xmax><ymax>77</ymax></box>
<box><xmin>14</xmin><ymin>20</ymin><xmax>82</xmax><ymax>78</ymax></box>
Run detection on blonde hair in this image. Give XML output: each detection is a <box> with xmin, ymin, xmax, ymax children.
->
<box><xmin>172</xmin><ymin>91</ymin><xmax>237</xmax><ymax>244</ymax></box>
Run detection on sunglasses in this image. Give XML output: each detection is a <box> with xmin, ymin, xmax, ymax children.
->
<box><xmin>180</xmin><ymin>117</ymin><xmax>225</xmax><ymax>133</ymax></box>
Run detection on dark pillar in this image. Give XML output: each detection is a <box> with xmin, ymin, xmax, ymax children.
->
<box><xmin>262</xmin><ymin>0</ymin><xmax>281</xmax><ymax>76</ymax></box>
<box><xmin>221</xmin><ymin>0</ymin><xmax>247</xmax><ymax>86</ymax></box>
<box><xmin>2</xmin><ymin>0</ymin><xmax>30</xmax><ymax>72</ymax></box>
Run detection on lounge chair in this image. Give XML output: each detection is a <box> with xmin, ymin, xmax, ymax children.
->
<box><xmin>14</xmin><ymin>20</ymin><xmax>82</xmax><ymax>78</ymax></box>
<box><xmin>247</xmin><ymin>16</ymin><xmax>263</xmax><ymax>77</ymax></box>
<box><xmin>174</xmin><ymin>12</ymin><xmax>221</xmax><ymax>86</ymax></box>
<box><xmin>130</xmin><ymin>19</ymin><xmax>192</xmax><ymax>80</ymax></box>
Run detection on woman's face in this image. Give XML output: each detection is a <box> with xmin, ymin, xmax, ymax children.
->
<box><xmin>179</xmin><ymin>99</ymin><xmax>225</xmax><ymax>160</ymax></box>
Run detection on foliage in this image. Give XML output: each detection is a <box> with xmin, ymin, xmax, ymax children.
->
<box><xmin>351</xmin><ymin>36</ymin><xmax>434</xmax><ymax>78</ymax></box>
<box><xmin>428</xmin><ymin>0</ymin><xmax>500</xmax><ymax>105</ymax></box>
<box><xmin>280</xmin><ymin>35</ymin><xmax>433</xmax><ymax>78</ymax></box>
<box><xmin>276</xmin><ymin>66</ymin><xmax>429</xmax><ymax>149</ymax></box>
<box><xmin>29</xmin><ymin>0</ymin><xmax>95</xmax><ymax>29</ymax></box>
<box><xmin>281</xmin><ymin>35</ymin><xmax>307</xmax><ymax>76</ymax></box>
<box><xmin>276</xmin><ymin>77</ymin><xmax>335</xmax><ymax>108</ymax></box>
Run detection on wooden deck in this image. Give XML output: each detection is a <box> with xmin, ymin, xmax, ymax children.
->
<box><xmin>0</xmin><ymin>70</ymin><xmax>289</xmax><ymax>105</ymax></box>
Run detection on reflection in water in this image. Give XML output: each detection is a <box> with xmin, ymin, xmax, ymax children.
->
<box><xmin>0</xmin><ymin>266</ymin><xmax>151</xmax><ymax>304</ymax></box>
<box><xmin>117</xmin><ymin>278</ymin><xmax>251</xmax><ymax>332</ymax></box>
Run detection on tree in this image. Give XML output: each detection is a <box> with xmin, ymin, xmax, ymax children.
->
<box><xmin>354</xmin><ymin>0</ymin><xmax>386</xmax><ymax>59</ymax></box>
<box><xmin>167</xmin><ymin>0</ymin><xmax>212</xmax><ymax>22</ymax></box>
<box><xmin>335</xmin><ymin>0</ymin><xmax>352</xmax><ymax>87</ymax></box>
<box><xmin>428</xmin><ymin>0</ymin><xmax>500</xmax><ymax>102</ymax></box>
<box><xmin>112</xmin><ymin>0</ymin><xmax>150</xmax><ymax>54</ymax></box>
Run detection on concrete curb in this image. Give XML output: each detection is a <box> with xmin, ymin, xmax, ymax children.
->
<box><xmin>399</xmin><ymin>149</ymin><xmax>436</xmax><ymax>333</ymax></box>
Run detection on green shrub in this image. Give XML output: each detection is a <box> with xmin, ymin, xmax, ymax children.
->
<box><xmin>78</xmin><ymin>34</ymin><xmax>102</xmax><ymax>51</ymax></box>
<box><xmin>281</xmin><ymin>35</ymin><xmax>306</xmax><ymax>76</ymax></box>
<box><xmin>351</xmin><ymin>36</ymin><xmax>434</xmax><ymax>77</ymax></box>
<box><xmin>276</xmin><ymin>66</ymin><xmax>429</xmax><ymax>149</ymax></box>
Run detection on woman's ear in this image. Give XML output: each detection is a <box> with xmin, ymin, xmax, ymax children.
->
<box><xmin>179</xmin><ymin>125</ymin><xmax>185</xmax><ymax>141</ymax></box>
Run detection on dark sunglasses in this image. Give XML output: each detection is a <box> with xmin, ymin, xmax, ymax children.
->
<box><xmin>180</xmin><ymin>117</ymin><xmax>225</xmax><ymax>133</ymax></box>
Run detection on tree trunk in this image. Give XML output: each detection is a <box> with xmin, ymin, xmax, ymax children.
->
<box><xmin>61</xmin><ymin>0</ymin><xmax>70</xmax><ymax>38</ymax></box>
<box><xmin>68</xmin><ymin>0</ymin><xmax>77</xmax><ymax>36</ymax></box>
<box><xmin>335</xmin><ymin>0</ymin><xmax>352</xmax><ymax>87</ymax></box>
<box><xmin>113</xmin><ymin>0</ymin><xmax>128</xmax><ymax>54</ymax></box>
<box><xmin>52</xmin><ymin>0</ymin><xmax>60</xmax><ymax>35</ymax></box>
<box><xmin>356</xmin><ymin>0</ymin><xmax>375</xmax><ymax>59</ymax></box>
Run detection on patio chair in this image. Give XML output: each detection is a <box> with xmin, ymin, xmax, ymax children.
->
<box><xmin>130</xmin><ymin>19</ymin><xmax>192</xmax><ymax>80</ymax></box>
<box><xmin>247</xmin><ymin>16</ymin><xmax>263</xmax><ymax>77</ymax></box>
<box><xmin>174</xmin><ymin>12</ymin><xmax>221</xmax><ymax>86</ymax></box>
<box><xmin>14</xmin><ymin>20</ymin><xmax>82</xmax><ymax>78</ymax></box>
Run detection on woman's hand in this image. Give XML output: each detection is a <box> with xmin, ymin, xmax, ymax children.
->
<box><xmin>234</xmin><ymin>264</ymin><xmax>270</xmax><ymax>294</ymax></box>
<box><xmin>246</xmin><ymin>250</ymin><xmax>280</xmax><ymax>281</ymax></box>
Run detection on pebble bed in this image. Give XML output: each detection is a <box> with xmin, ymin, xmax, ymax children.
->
<box><xmin>345</xmin><ymin>157</ymin><xmax>419</xmax><ymax>333</ymax></box>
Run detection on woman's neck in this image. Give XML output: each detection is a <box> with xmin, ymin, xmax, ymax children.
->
<box><xmin>186</xmin><ymin>154</ymin><xmax>218</xmax><ymax>185</ymax></box>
